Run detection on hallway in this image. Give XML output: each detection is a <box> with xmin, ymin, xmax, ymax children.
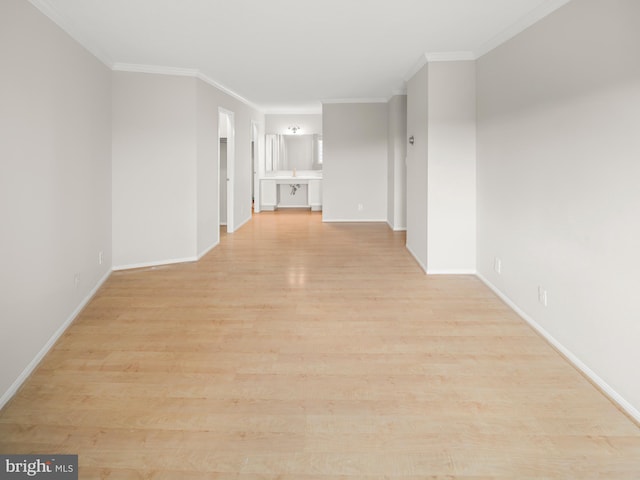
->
<box><xmin>1</xmin><ymin>211</ymin><xmax>639</xmax><ymax>478</ymax></box>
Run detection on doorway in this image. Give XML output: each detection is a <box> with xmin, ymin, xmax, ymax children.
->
<box><xmin>251</xmin><ymin>121</ymin><xmax>260</xmax><ymax>213</ymax></box>
<box><xmin>219</xmin><ymin>109</ymin><xmax>235</xmax><ymax>233</ymax></box>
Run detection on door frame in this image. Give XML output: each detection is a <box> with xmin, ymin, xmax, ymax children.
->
<box><xmin>218</xmin><ymin>108</ymin><xmax>235</xmax><ymax>233</ymax></box>
<box><xmin>251</xmin><ymin>120</ymin><xmax>261</xmax><ymax>213</ymax></box>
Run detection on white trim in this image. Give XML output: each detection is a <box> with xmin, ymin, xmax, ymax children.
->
<box><xmin>474</xmin><ymin>0</ymin><xmax>572</xmax><ymax>58</ymax></box>
<box><xmin>263</xmin><ymin>106</ymin><xmax>322</xmax><ymax>115</ymax></box>
<box><xmin>251</xmin><ymin>120</ymin><xmax>262</xmax><ymax>214</ymax></box>
<box><xmin>219</xmin><ymin>107</ymin><xmax>236</xmax><ymax>233</ymax></box>
<box><xmin>196</xmin><ymin>71</ymin><xmax>262</xmax><ymax>112</ymax></box>
<box><xmin>112</xmin><ymin>63</ymin><xmax>198</xmax><ymax>77</ymax></box>
<box><xmin>322</xmin><ymin>98</ymin><xmax>389</xmax><ymax>105</ymax></box>
<box><xmin>404</xmin><ymin>53</ymin><xmax>429</xmax><ymax>82</ymax></box>
<box><xmin>425</xmin><ymin>51</ymin><xmax>476</xmax><ymax>62</ymax></box>
<box><xmin>404</xmin><ymin>51</ymin><xmax>477</xmax><ymax>82</ymax></box>
<box><xmin>477</xmin><ymin>273</ymin><xmax>640</xmax><ymax>424</ymax></box>
<box><xmin>28</xmin><ymin>0</ymin><xmax>113</xmax><ymax>67</ymax></box>
<box><xmin>427</xmin><ymin>269</ymin><xmax>476</xmax><ymax>275</ymax></box>
<box><xmin>0</xmin><ymin>269</ymin><xmax>112</xmax><ymax>410</ymax></box>
<box><xmin>405</xmin><ymin>244</ymin><xmax>428</xmax><ymax>274</ymax></box>
<box><xmin>113</xmin><ymin>256</ymin><xmax>197</xmax><ymax>271</ymax></box>
<box><xmin>386</xmin><ymin>220</ymin><xmax>407</xmax><ymax>232</ymax></box>
<box><xmin>391</xmin><ymin>88</ymin><xmax>407</xmax><ymax>97</ymax></box>
<box><xmin>111</xmin><ymin>64</ymin><xmax>263</xmax><ymax>112</ymax></box>
<box><xmin>234</xmin><ymin>213</ymin><xmax>252</xmax><ymax>232</ymax></box>
<box><xmin>197</xmin><ymin>240</ymin><xmax>219</xmax><ymax>260</ymax></box>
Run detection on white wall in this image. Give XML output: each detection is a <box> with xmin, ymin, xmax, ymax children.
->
<box><xmin>196</xmin><ymin>80</ymin><xmax>263</xmax><ymax>239</ymax></box>
<box><xmin>406</xmin><ymin>65</ymin><xmax>429</xmax><ymax>269</ymax></box>
<box><xmin>427</xmin><ymin>61</ymin><xmax>476</xmax><ymax>273</ymax></box>
<box><xmin>477</xmin><ymin>0</ymin><xmax>640</xmax><ymax>417</ymax></box>
<box><xmin>225</xmin><ymin>105</ymin><xmax>263</xmax><ymax>232</ymax></box>
<box><xmin>112</xmin><ymin>72</ymin><xmax>198</xmax><ymax>268</ymax></box>
<box><xmin>113</xmin><ymin>73</ymin><xmax>263</xmax><ymax>267</ymax></box>
<box><xmin>209</xmin><ymin>95</ymin><xmax>264</xmax><ymax>233</ymax></box>
<box><xmin>0</xmin><ymin>0</ymin><xmax>112</xmax><ymax>407</ymax></box>
<box><xmin>387</xmin><ymin>95</ymin><xmax>407</xmax><ymax>231</ymax></box>
<box><xmin>322</xmin><ymin>103</ymin><xmax>388</xmax><ymax>222</ymax></box>
<box><xmin>405</xmin><ymin>61</ymin><xmax>476</xmax><ymax>274</ymax></box>
<box><xmin>265</xmin><ymin>114</ymin><xmax>322</xmax><ymax>135</ymax></box>
<box><xmin>196</xmin><ymin>80</ymin><xmax>220</xmax><ymax>256</ymax></box>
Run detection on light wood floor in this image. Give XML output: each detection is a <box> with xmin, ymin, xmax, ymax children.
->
<box><xmin>1</xmin><ymin>210</ymin><xmax>639</xmax><ymax>479</ymax></box>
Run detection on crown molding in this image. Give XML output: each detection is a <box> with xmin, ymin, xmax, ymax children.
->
<box><xmin>402</xmin><ymin>0</ymin><xmax>571</xmax><ymax>79</ymax></box>
<box><xmin>263</xmin><ymin>107</ymin><xmax>323</xmax><ymax>115</ymax></box>
<box><xmin>111</xmin><ymin>63</ymin><xmax>263</xmax><ymax>112</ymax></box>
<box><xmin>403</xmin><ymin>51</ymin><xmax>476</xmax><ymax>82</ymax></box>
<box><xmin>425</xmin><ymin>51</ymin><xmax>476</xmax><ymax>62</ymax></box>
<box><xmin>403</xmin><ymin>53</ymin><xmax>429</xmax><ymax>82</ymax></box>
<box><xmin>30</xmin><ymin>0</ymin><xmax>263</xmax><ymax>113</ymax></box>
<box><xmin>30</xmin><ymin>0</ymin><xmax>571</xmax><ymax>115</ymax></box>
<box><xmin>28</xmin><ymin>0</ymin><xmax>113</xmax><ymax>67</ymax></box>
<box><xmin>196</xmin><ymin>71</ymin><xmax>263</xmax><ymax>112</ymax></box>
<box><xmin>474</xmin><ymin>0</ymin><xmax>572</xmax><ymax>58</ymax></box>
<box><xmin>391</xmin><ymin>86</ymin><xmax>407</xmax><ymax>96</ymax></box>
<box><xmin>112</xmin><ymin>63</ymin><xmax>198</xmax><ymax>77</ymax></box>
<box><xmin>322</xmin><ymin>98</ymin><xmax>388</xmax><ymax>105</ymax></box>
<box><xmin>386</xmin><ymin>89</ymin><xmax>407</xmax><ymax>103</ymax></box>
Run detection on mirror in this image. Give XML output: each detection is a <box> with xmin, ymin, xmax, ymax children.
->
<box><xmin>265</xmin><ymin>134</ymin><xmax>323</xmax><ymax>173</ymax></box>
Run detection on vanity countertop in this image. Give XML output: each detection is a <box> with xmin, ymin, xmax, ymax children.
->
<box><xmin>262</xmin><ymin>173</ymin><xmax>322</xmax><ymax>181</ymax></box>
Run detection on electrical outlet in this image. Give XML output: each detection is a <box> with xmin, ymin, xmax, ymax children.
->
<box><xmin>74</xmin><ymin>273</ymin><xmax>79</xmax><ymax>289</ymax></box>
<box><xmin>357</xmin><ymin>203</ymin><xmax>364</xmax><ymax>212</ymax></box>
<box><xmin>538</xmin><ymin>286</ymin><xmax>548</xmax><ymax>307</ymax></box>
<box><xmin>98</xmin><ymin>251</ymin><xmax>104</xmax><ymax>265</ymax></box>
<box><xmin>493</xmin><ymin>257</ymin><xmax>502</xmax><ymax>274</ymax></box>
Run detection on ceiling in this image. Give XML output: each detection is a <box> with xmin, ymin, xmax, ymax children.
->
<box><xmin>31</xmin><ymin>0</ymin><xmax>571</xmax><ymax>113</ymax></box>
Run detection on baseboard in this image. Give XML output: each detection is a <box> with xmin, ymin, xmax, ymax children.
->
<box><xmin>197</xmin><ymin>240</ymin><xmax>219</xmax><ymax>260</ymax></box>
<box><xmin>233</xmin><ymin>214</ymin><xmax>252</xmax><ymax>232</ymax></box>
<box><xmin>405</xmin><ymin>244</ymin><xmax>428</xmax><ymax>274</ymax></box>
<box><xmin>386</xmin><ymin>220</ymin><xmax>407</xmax><ymax>232</ymax></box>
<box><xmin>476</xmin><ymin>273</ymin><xmax>640</xmax><ymax>425</ymax></box>
<box><xmin>0</xmin><ymin>269</ymin><xmax>112</xmax><ymax>410</ymax></box>
<box><xmin>427</xmin><ymin>269</ymin><xmax>476</xmax><ymax>275</ymax></box>
<box><xmin>113</xmin><ymin>256</ymin><xmax>197</xmax><ymax>271</ymax></box>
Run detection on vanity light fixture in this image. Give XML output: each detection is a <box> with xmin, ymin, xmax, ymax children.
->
<box><xmin>288</xmin><ymin>126</ymin><xmax>301</xmax><ymax>134</ymax></box>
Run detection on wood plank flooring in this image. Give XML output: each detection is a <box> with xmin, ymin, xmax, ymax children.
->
<box><xmin>1</xmin><ymin>210</ymin><xmax>639</xmax><ymax>478</ymax></box>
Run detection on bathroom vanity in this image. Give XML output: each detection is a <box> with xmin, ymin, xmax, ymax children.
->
<box><xmin>261</xmin><ymin>172</ymin><xmax>322</xmax><ymax>211</ymax></box>
<box><xmin>260</xmin><ymin>133</ymin><xmax>322</xmax><ymax>211</ymax></box>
